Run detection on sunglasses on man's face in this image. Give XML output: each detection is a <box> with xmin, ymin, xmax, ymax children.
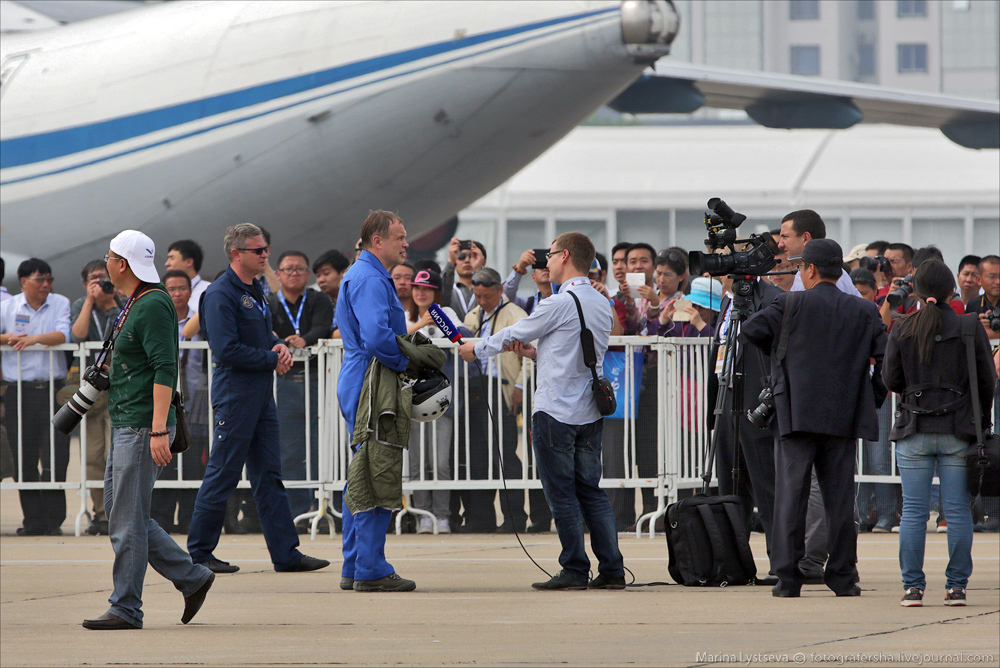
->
<box><xmin>471</xmin><ymin>280</ymin><xmax>498</xmax><ymax>288</ymax></box>
<box><xmin>237</xmin><ymin>246</ymin><xmax>269</xmax><ymax>256</ymax></box>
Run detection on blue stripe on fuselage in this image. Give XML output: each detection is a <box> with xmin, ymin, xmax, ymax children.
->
<box><xmin>0</xmin><ymin>6</ymin><xmax>617</xmax><ymax>172</ymax></box>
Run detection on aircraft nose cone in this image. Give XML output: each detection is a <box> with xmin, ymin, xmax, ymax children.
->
<box><xmin>620</xmin><ymin>0</ymin><xmax>679</xmax><ymax>61</ymax></box>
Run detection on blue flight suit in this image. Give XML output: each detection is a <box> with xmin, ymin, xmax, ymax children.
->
<box><xmin>187</xmin><ymin>267</ymin><xmax>303</xmax><ymax>570</ymax></box>
<box><xmin>335</xmin><ymin>250</ymin><xmax>408</xmax><ymax>581</ymax></box>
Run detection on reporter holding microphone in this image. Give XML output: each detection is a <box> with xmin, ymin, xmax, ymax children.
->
<box><xmin>459</xmin><ymin>233</ymin><xmax>626</xmax><ymax>590</ymax></box>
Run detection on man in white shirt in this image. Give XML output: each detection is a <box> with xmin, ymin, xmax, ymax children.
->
<box><xmin>459</xmin><ymin>232</ymin><xmax>626</xmax><ymax>591</ymax></box>
<box><xmin>165</xmin><ymin>239</ymin><xmax>211</xmax><ymax>313</ymax></box>
<box><xmin>0</xmin><ymin>258</ymin><xmax>72</xmax><ymax>535</ymax></box>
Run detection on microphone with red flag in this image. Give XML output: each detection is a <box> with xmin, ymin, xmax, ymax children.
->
<box><xmin>428</xmin><ymin>303</ymin><xmax>464</xmax><ymax>343</ymax></box>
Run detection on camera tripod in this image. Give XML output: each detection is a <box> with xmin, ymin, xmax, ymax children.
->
<box><xmin>701</xmin><ymin>276</ymin><xmax>769</xmax><ymax>504</ymax></box>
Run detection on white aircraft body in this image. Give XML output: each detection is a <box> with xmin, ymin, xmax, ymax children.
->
<box><xmin>1</xmin><ymin>0</ymin><xmax>996</xmax><ymax>283</ymax></box>
<box><xmin>0</xmin><ymin>0</ymin><xmax>677</xmax><ymax>278</ymax></box>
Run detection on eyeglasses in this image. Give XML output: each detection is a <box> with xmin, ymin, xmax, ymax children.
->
<box><xmin>471</xmin><ymin>280</ymin><xmax>499</xmax><ymax>288</ymax></box>
<box><xmin>279</xmin><ymin>267</ymin><xmax>308</xmax><ymax>275</ymax></box>
<box><xmin>166</xmin><ymin>286</ymin><xmax>191</xmax><ymax>294</ymax></box>
<box><xmin>25</xmin><ymin>275</ymin><xmax>54</xmax><ymax>284</ymax></box>
<box><xmin>545</xmin><ymin>249</ymin><xmax>566</xmax><ymax>259</ymax></box>
<box><xmin>236</xmin><ymin>246</ymin><xmax>269</xmax><ymax>256</ymax></box>
<box><xmin>103</xmin><ymin>254</ymin><xmax>126</xmax><ymax>264</ymax></box>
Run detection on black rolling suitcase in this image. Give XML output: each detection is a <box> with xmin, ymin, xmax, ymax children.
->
<box><xmin>665</xmin><ymin>494</ymin><xmax>757</xmax><ymax>586</ymax></box>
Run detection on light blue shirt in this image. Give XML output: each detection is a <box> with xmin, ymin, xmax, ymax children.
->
<box><xmin>1</xmin><ymin>292</ymin><xmax>72</xmax><ymax>381</ymax></box>
<box><xmin>475</xmin><ymin>276</ymin><xmax>612</xmax><ymax>425</ymax></box>
<box><xmin>791</xmin><ymin>267</ymin><xmax>861</xmax><ymax>297</ymax></box>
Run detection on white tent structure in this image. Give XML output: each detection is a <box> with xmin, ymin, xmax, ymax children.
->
<box><xmin>456</xmin><ymin>124</ymin><xmax>999</xmax><ymax>287</ymax></box>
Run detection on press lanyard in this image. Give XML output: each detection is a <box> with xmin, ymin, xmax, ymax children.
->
<box><xmin>277</xmin><ymin>291</ymin><xmax>305</xmax><ymax>335</ymax></box>
<box><xmin>244</xmin><ymin>289</ymin><xmax>266</xmax><ymax>318</ymax></box>
<box><xmin>455</xmin><ymin>284</ymin><xmax>475</xmax><ymax>315</ymax></box>
<box><xmin>92</xmin><ymin>310</ymin><xmax>112</xmax><ymax>342</ymax></box>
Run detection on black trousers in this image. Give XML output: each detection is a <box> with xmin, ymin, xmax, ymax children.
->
<box><xmin>451</xmin><ymin>379</ymin><xmax>526</xmax><ymax>531</ymax></box>
<box><xmin>772</xmin><ymin>433</ymin><xmax>857</xmax><ymax>594</ymax></box>
<box><xmin>3</xmin><ymin>382</ymin><xmax>70</xmax><ymax>533</ymax></box>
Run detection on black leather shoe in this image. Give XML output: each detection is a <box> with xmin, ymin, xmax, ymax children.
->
<box><xmin>15</xmin><ymin>527</ymin><xmax>44</xmax><ymax>536</ymax></box>
<box><xmin>181</xmin><ymin>573</ymin><xmax>214</xmax><ymax>624</ymax></box>
<box><xmin>201</xmin><ymin>558</ymin><xmax>239</xmax><ymax>574</ymax></box>
<box><xmin>87</xmin><ymin>520</ymin><xmax>109</xmax><ymax>536</ymax></box>
<box><xmin>836</xmin><ymin>585</ymin><xmax>862</xmax><ymax>597</ymax></box>
<box><xmin>82</xmin><ymin>611</ymin><xmax>139</xmax><ymax>630</ymax></box>
<box><xmin>755</xmin><ymin>576</ymin><xmax>779</xmax><ymax>586</ymax></box>
<box><xmin>278</xmin><ymin>555</ymin><xmax>330</xmax><ymax>573</ymax></box>
<box><xmin>772</xmin><ymin>585</ymin><xmax>800</xmax><ymax>598</ymax></box>
<box><xmin>532</xmin><ymin>570</ymin><xmax>588</xmax><ymax>591</ymax></box>
<box><xmin>340</xmin><ymin>577</ymin><xmax>355</xmax><ymax>591</ymax></box>
<box><xmin>45</xmin><ymin>527</ymin><xmax>63</xmax><ymax>536</ymax></box>
<box><xmin>588</xmin><ymin>573</ymin><xmax>626</xmax><ymax>589</ymax></box>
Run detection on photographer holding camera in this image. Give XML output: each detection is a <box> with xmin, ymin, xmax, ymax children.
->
<box><xmin>67</xmin><ymin>260</ymin><xmax>121</xmax><ymax>536</ymax></box>
<box><xmin>80</xmin><ymin>230</ymin><xmax>214</xmax><ymax>630</ymax></box>
<box><xmin>742</xmin><ymin>239</ymin><xmax>887</xmax><ymax>598</ymax></box>
<box><xmin>966</xmin><ymin>255</ymin><xmax>1000</xmax><ymax>344</ymax></box>
<box><xmin>883</xmin><ymin>260</ymin><xmax>996</xmax><ymax>606</ymax></box>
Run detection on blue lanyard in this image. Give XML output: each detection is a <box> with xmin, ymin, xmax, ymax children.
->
<box><xmin>245</xmin><ymin>289</ymin><xmax>267</xmax><ymax>318</ymax></box>
<box><xmin>277</xmin><ymin>290</ymin><xmax>304</xmax><ymax>335</ymax></box>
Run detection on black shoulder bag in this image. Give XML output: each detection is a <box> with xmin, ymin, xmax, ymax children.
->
<box><xmin>961</xmin><ymin>316</ymin><xmax>1000</xmax><ymax>512</ymax></box>
<box><xmin>567</xmin><ymin>291</ymin><xmax>616</xmax><ymax>417</ymax></box>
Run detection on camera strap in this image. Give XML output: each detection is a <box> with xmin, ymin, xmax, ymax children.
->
<box><xmin>96</xmin><ymin>283</ymin><xmax>164</xmax><ymax>366</ymax></box>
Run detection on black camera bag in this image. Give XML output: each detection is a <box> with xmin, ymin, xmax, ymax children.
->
<box><xmin>567</xmin><ymin>291</ymin><xmax>616</xmax><ymax>417</ymax></box>
<box><xmin>665</xmin><ymin>494</ymin><xmax>757</xmax><ymax>587</ymax></box>
<box><xmin>961</xmin><ymin>316</ymin><xmax>1000</xmax><ymax>504</ymax></box>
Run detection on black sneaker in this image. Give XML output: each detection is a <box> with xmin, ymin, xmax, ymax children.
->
<box><xmin>944</xmin><ymin>587</ymin><xmax>967</xmax><ymax>606</ymax></box>
<box><xmin>588</xmin><ymin>573</ymin><xmax>626</xmax><ymax>590</ymax></box>
<box><xmin>532</xmin><ymin>570</ymin><xmax>588</xmax><ymax>591</ymax></box>
<box><xmin>900</xmin><ymin>587</ymin><xmax>923</xmax><ymax>607</ymax></box>
<box><xmin>353</xmin><ymin>573</ymin><xmax>416</xmax><ymax>592</ymax></box>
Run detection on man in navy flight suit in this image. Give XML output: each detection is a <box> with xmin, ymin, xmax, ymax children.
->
<box><xmin>187</xmin><ymin>223</ymin><xmax>329</xmax><ymax>575</ymax></box>
<box><xmin>336</xmin><ymin>210</ymin><xmax>416</xmax><ymax>592</ymax></box>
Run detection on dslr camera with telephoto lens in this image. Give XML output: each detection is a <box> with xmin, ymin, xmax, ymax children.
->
<box><xmin>52</xmin><ymin>364</ymin><xmax>110</xmax><ymax>434</ymax></box>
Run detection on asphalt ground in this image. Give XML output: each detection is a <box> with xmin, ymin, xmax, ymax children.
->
<box><xmin>1</xmin><ymin>487</ymin><xmax>998</xmax><ymax>668</ymax></box>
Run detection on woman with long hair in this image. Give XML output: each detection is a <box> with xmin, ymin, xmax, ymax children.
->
<box><xmin>883</xmin><ymin>259</ymin><xmax>996</xmax><ymax>607</ymax></box>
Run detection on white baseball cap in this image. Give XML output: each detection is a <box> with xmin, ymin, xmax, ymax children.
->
<box><xmin>109</xmin><ymin>230</ymin><xmax>160</xmax><ymax>284</ymax></box>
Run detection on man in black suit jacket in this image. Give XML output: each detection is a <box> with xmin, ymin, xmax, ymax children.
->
<box><xmin>742</xmin><ymin>239</ymin><xmax>887</xmax><ymax>597</ymax></box>
<box><xmin>710</xmin><ymin>277</ymin><xmax>783</xmax><ymax>556</ymax></box>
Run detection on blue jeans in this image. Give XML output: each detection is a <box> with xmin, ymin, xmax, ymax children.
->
<box><xmin>106</xmin><ymin>427</ymin><xmax>212</xmax><ymax>628</ymax></box>
<box><xmin>896</xmin><ymin>433</ymin><xmax>973</xmax><ymax>591</ymax></box>
<box><xmin>531</xmin><ymin>411</ymin><xmax>623</xmax><ymax>581</ymax></box>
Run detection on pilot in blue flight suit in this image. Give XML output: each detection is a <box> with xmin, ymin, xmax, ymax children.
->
<box><xmin>336</xmin><ymin>211</ymin><xmax>415</xmax><ymax>592</ymax></box>
<box><xmin>187</xmin><ymin>223</ymin><xmax>328</xmax><ymax>575</ymax></box>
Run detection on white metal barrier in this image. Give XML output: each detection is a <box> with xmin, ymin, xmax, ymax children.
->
<box><xmin>4</xmin><ymin>339</ymin><xmax>994</xmax><ymax>538</ymax></box>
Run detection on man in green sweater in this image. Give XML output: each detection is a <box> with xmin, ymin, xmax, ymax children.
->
<box><xmin>82</xmin><ymin>230</ymin><xmax>214</xmax><ymax>631</ymax></box>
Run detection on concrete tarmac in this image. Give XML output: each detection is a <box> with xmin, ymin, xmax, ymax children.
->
<box><xmin>1</xmin><ymin>489</ymin><xmax>998</xmax><ymax>668</ymax></box>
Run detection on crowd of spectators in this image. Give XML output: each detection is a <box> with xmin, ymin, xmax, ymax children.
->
<box><xmin>1</xmin><ymin>221</ymin><xmax>998</xmax><ymax>538</ymax></box>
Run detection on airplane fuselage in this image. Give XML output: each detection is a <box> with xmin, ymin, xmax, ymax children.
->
<box><xmin>1</xmin><ymin>1</ymin><xmax>672</xmax><ymax>281</ymax></box>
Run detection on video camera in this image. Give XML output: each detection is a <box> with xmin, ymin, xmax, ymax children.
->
<box><xmin>687</xmin><ymin>198</ymin><xmax>777</xmax><ymax>279</ymax></box>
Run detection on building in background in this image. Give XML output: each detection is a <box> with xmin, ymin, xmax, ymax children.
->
<box><xmin>665</xmin><ymin>0</ymin><xmax>998</xmax><ymax>100</ymax></box>
<box><xmin>451</xmin><ymin>124</ymin><xmax>999</xmax><ymax>296</ymax></box>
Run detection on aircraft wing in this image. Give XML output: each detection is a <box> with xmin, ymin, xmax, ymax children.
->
<box><xmin>608</xmin><ymin>61</ymin><xmax>1000</xmax><ymax>150</ymax></box>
